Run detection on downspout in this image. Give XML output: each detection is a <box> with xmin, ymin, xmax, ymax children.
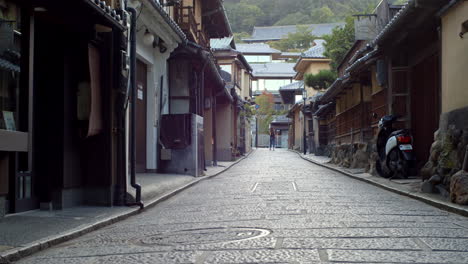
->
<box><xmin>125</xmin><ymin>5</ymin><xmax>143</xmax><ymax>209</ymax></box>
<box><xmin>201</xmin><ymin>59</ymin><xmax>208</xmax><ymax>171</ymax></box>
<box><xmin>212</xmin><ymin>88</ymin><xmax>218</xmax><ymax>166</ymax></box>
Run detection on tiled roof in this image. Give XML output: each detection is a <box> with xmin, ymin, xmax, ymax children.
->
<box><xmin>280</xmin><ymin>52</ymin><xmax>301</xmax><ymax>57</ymax></box>
<box><xmin>371</xmin><ymin>0</ymin><xmax>446</xmax><ymax>47</ymax></box>
<box><xmin>251</xmin><ymin>63</ymin><xmax>296</xmax><ymax>78</ymax></box>
<box><xmin>147</xmin><ymin>0</ymin><xmax>187</xmax><ymax>43</ymax></box>
<box><xmin>210</xmin><ymin>36</ymin><xmax>235</xmax><ymax>50</ymax></box>
<box><xmin>236</xmin><ymin>43</ymin><xmax>281</xmax><ymax>54</ymax></box>
<box><xmin>85</xmin><ymin>0</ymin><xmax>124</xmax><ymax>29</ymax></box>
<box><xmin>0</xmin><ymin>58</ymin><xmax>20</xmax><ymax>72</ymax></box>
<box><xmin>271</xmin><ymin>115</ymin><xmax>291</xmax><ymax>124</ymax></box>
<box><xmin>279</xmin><ymin>81</ymin><xmax>304</xmax><ymax>91</ymax></box>
<box><xmin>314</xmin><ymin>102</ymin><xmax>334</xmax><ymax>116</ymax></box>
<box><xmin>302</xmin><ymin>39</ymin><xmax>327</xmax><ymax>58</ymax></box>
<box><xmin>220</xmin><ymin>70</ymin><xmax>232</xmax><ymax>82</ymax></box>
<box><xmin>309</xmin><ymin>92</ymin><xmax>323</xmax><ymax>103</ymax></box>
<box><xmin>243</xmin><ymin>23</ymin><xmax>345</xmax><ymax>42</ymax></box>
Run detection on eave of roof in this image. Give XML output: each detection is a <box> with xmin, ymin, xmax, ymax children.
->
<box><xmin>84</xmin><ymin>0</ymin><xmax>125</xmax><ymax>30</ymax></box>
<box><xmin>372</xmin><ymin>0</ymin><xmax>447</xmax><ymax>47</ymax></box>
<box><xmin>438</xmin><ymin>0</ymin><xmax>464</xmax><ymax>16</ymax></box>
<box><xmin>142</xmin><ymin>0</ymin><xmax>187</xmax><ymax>43</ymax></box>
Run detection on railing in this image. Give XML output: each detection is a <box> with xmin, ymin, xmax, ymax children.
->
<box><xmin>174</xmin><ymin>5</ymin><xmax>211</xmax><ymax>48</ymax></box>
<box><xmin>335</xmin><ymin>102</ymin><xmax>371</xmax><ymax>139</ymax></box>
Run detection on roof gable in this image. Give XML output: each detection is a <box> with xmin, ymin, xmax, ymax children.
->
<box><xmin>243</xmin><ymin>23</ymin><xmax>345</xmax><ymax>42</ymax></box>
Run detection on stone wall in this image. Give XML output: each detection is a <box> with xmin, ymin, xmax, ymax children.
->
<box><xmin>330</xmin><ymin>142</ymin><xmax>374</xmax><ymax>171</ymax></box>
<box><xmin>420</xmin><ymin>107</ymin><xmax>468</xmax><ymax>204</ymax></box>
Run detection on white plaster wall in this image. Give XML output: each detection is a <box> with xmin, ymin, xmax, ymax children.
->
<box><xmin>131</xmin><ymin>5</ymin><xmax>179</xmax><ymax>171</ymax></box>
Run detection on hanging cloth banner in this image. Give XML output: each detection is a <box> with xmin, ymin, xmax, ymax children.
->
<box><xmin>87</xmin><ymin>44</ymin><xmax>103</xmax><ymax>137</ymax></box>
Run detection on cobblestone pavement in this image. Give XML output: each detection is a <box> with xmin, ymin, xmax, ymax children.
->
<box><xmin>17</xmin><ymin>149</ymin><xmax>468</xmax><ymax>263</ymax></box>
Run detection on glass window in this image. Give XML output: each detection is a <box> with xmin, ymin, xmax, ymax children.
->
<box><xmin>220</xmin><ymin>64</ymin><xmax>232</xmax><ymax>75</ymax></box>
<box><xmin>0</xmin><ymin>1</ymin><xmax>22</xmax><ymax>131</ymax></box>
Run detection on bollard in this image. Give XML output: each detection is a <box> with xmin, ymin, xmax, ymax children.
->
<box><xmin>464</xmin><ymin>146</ymin><xmax>468</xmax><ymax>172</ymax></box>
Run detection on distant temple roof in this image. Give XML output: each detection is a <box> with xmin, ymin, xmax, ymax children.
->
<box><xmin>242</xmin><ymin>23</ymin><xmax>345</xmax><ymax>43</ymax></box>
<box><xmin>301</xmin><ymin>39</ymin><xmax>327</xmax><ymax>59</ymax></box>
<box><xmin>236</xmin><ymin>43</ymin><xmax>281</xmax><ymax>54</ymax></box>
<box><xmin>251</xmin><ymin>63</ymin><xmax>296</xmax><ymax>78</ymax></box>
<box><xmin>279</xmin><ymin>81</ymin><xmax>304</xmax><ymax>91</ymax></box>
<box><xmin>271</xmin><ymin>115</ymin><xmax>292</xmax><ymax>125</ymax></box>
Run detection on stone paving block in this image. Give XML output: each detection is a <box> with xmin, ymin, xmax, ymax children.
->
<box><xmin>327</xmin><ymin>249</ymin><xmax>468</xmax><ymax>263</ymax></box>
<box><xmin>18</xmin><ymin>256</ymin><xmax>101</xmax><ymax>264</ymax></box>
<box><xmin>282</xmin><ymin>237</ymin><xmax>420</xmax><ymax>250</ymax></box>
<box><xmin>204</xmin><ymin>249</ymin><xmax>321</xmax><ymax>263</ymax></box>
<box><xmin>419</xmin><ymin>238</ymin><xmax>468</xmax><ymax>251</ymax></box>
<box><xmin>13</xmin><ymin>149</ymin><xmax>468</xmax><ymax>264</ymax></box>
<box><xmin>273</xmin><ymin>228</ymin><xmax>391</xmax><ymax>238</ymax></box>
<box><xmin>177</xmin><ymin>237</ymin><xmax>277</xmax><ymax>250</ymax></box>
<box><xmin>385</xmin><ymin>228</ymin><xmax>468</xmax><ymax>238</ymax></box>
<box><xmin>342</xmin><ymin>221</ymin><xmax>460</xmax><ymax>229</ymax></box>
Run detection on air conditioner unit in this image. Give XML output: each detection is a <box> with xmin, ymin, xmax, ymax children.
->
<box><xmin>160</xmin><ymin>114</ymin><xmax>191</xmax><ymax>149</ymax></box>
<box><xmin>159</xmin><ymin>114</ymin><xmax>204</xmax><ymax>177</ymax></box>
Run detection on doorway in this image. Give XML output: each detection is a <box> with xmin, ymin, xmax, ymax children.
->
<box><xmin>411</xmin><ymin>53</ymin><xmax>440</xmax><ymax>168</ymax></box>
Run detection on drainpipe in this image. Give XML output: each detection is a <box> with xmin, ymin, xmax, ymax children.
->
<box><xmin>212</xmin><ymin>89</ymin><xmax>218</xmax><ymax>166</ymax></box>
<box><xmin>201</xmin><ymin>60</ymin><xmax>208</xmax><ymax>171</ymax></box>
<box><xmin>125</xmin><ymin>5</ymin><xmax>143</xmax><ymax>209</ymax></box>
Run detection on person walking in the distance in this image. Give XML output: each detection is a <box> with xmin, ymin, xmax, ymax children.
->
<box><xmin>269</xmin><ymin>127</ymin><xmax>276</xmax><ymax>151</ymax></box>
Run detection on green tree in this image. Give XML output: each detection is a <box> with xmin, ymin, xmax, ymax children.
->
<box><xmin>254</xmin><ymin>91</ymin><xmax>276</xmax><ymax>134</ymax></box>
<box><xmin>224</xmin><ymin>0</ymin><xmax>381</xmax><ymax>33</ymax></box>
<box><xmin>233</xmin><ymin>32</ymin><xmax>250</xmax><ymax>43</ymax></box>
<box><xmin>323</xmin><ymin>16</ymin><xmax>355</xmax><ymax>71</ymax></box>
<box><xmin>304</xmin><ymin>70</ymin><xmax>337</xmax><ymax>90</ymax></box>
<box><xmin>269</xmin><ymin>25</ymin><xmax>316</xmax><ymax>52</ymax></box>
<box><xmin>274</xmin><ymin>12</ymin><xmax>311</xmax><ymax>26</ymax></box>
<box><xmin>225</xmin><ymin>2</ymin><xmax>264</xmax><ymax>33</ymax></box>
<box><xmin>310</xmin><ymin>6</ymin><xmax>335</xmax><ymax>23</ymax></box>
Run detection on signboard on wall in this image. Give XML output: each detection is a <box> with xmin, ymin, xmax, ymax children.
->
<box><xmin>355</xmin><ymin>16</ymin><xmax>378</xmax><ymax>41</ymax></box>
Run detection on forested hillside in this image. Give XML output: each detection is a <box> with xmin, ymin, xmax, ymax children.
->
<box><xmin>225</xmin><ymin>0</ymin><xmax>404</xmax><ymax>34</ymax></box>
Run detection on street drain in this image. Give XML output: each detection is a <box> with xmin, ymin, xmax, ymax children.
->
<box><xmin>134</xmin><ymin>227</ymin><xmax>271</xmax><ymax>246</ymax></box>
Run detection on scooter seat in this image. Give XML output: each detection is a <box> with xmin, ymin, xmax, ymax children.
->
<box><xmin>389</xmin><ymin>129</ymin><xmax>409</xmax><ymax>138</ymax></box>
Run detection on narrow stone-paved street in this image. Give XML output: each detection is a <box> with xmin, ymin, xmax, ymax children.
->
<box><xmin>18</xmin><ymin>149</ymin><xmax>468</xmax><ymax>264</ymax></box>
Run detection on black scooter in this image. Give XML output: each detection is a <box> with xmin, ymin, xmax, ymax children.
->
<box><xmin>374</xmin><ymin>114</ymin><xmax>416</xmax><ymax>178</ymax></box>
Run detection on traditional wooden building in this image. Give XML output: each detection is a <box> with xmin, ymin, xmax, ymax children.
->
<box><xmin>317</xmin><ymin>0</ymin><xmax>449</xmax><ymax>170</ymax></box>
<box><xmin>129</xmin><ymin>0</ymin><xmax>186</xmax><ymax>175</ymax></box>
<box><xmin>0</xmin><ymin>0</ymin><xmax>129</xmax><ymax>217</ymax></box>
<box><xmin>211</xmin><ymin>37</ymin><xmax>253</xmax><ymax>160</ymax></box>
<box><xmin>159</xmin><ymin>0</ymin><xmax>231</xmax><ymax>174</ymax></box>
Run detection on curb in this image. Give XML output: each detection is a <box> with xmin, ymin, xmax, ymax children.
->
<box><xmin>292</xmin><ymin>150</ymin><xmax>468</xmax><ymax>218</ymax></box>
<box><xmin>0</xmin><ymin>150</ymin><xmax>253</xmax><ymax>263</ymax></box>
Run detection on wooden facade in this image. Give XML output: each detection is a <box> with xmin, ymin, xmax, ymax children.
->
<box><xmin>315</xmin><ymin>0</ymin><xmax>447</xmax><ymax>173</ymax></box>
